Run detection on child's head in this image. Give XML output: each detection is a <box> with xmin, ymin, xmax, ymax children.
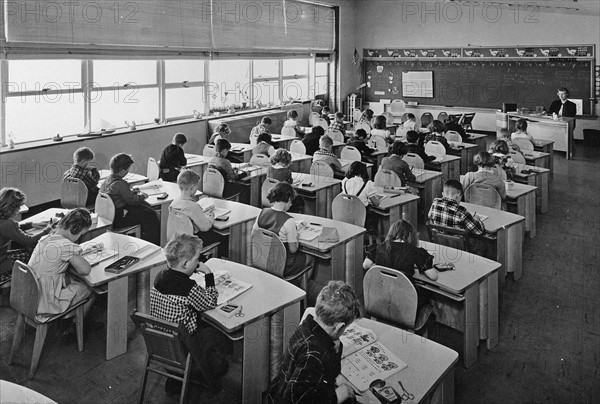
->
<box><xmin>173</xmin><ymin>133</ymin><xmax>187</xmax><ymax>147</ymax></box>
<box><xmin>428</xmin><ymin>120</ymin><xmax>446</xmax><ymax>134</ymax></box>
<box><xmin>266</xmin><ymin>182</ymin><xmax>296</xmax><ymax>205</ymax></box>
<box><xmin>215</xmin><ymin>139</ymin><xmax>232</xmax><ymax>157</ymax></box>
<box><xmin>270</xmin><ymin>149</ymin><xmax>291</xmax><ymax>167</ymax></box>
<box><xmin>498</xmin><ymin>128</ymin><xmax>510</xmax><ymax>139</ymax></box>
<box><xmin>492</xmin><ymin>139</ymin><xmax>510</xmax><ymax>155</ymax></box>
<box><xmin>390</xmin><ymin>140</ymin><xmax>408</xmax><ymax>157</ymax></box>
<box><xmin>386</xmin><ymin>220</ymin><xmax>418</xmax><ymax>246</ymax></box>
<box><xmin>215</xmin><ymin>123</ymin><xmax>230</xmax><ymax>136</ymax></box>
<box><xmin>177</xmin><ymin>169</ymin><xmax>200</xmax><ymax>193</ymax></box>
<box><xmin>473</xmin><ymin>151</ymin><xmax>496</xmax><ymax>168</ymax></box>
<box><xmin>312</xmin><ymin>126</ymin><xmax>325</xmax><ymax>138</ymax></box>
<box><xmin>406</xmin><ymin>130</ymin><xmax>420</xmax><ymax>144</ymax></box>
<box><xmin>0</xmin><ymin>187</ymin><xmax>26</xmax><ymax>220</ymax></box>
<box><xmin>315</xmin><ymin>281</ymin><xmax>361</xmax><ymax>338</ymax></box>
<box><xmin>109</xmin><ymin>153</ymin><xmax>134</xmax><ymax>174</ymax></box>
<box><xmin>260</xmin><ymin>116</ymin><xmax>272</xmax><ymax>126</ymax></box>
<box><xmin>164</xmin><ymin>233</ymin><xmax>203</xmax><ymax>274</ymax></box>
<box><xmin>73</xmin><ymin>147</ymin><xmax>94</xmax><ymax>165</ymax></box>
<box><xmin>354</xmin><ymin>128</ymin><xmax>368</xmax><ymax>140</ymax></box>
<box><xmin>373</xmin><ymin>115</ymin><xmax>387</xmax><ymax>130</ymax></box>
<box><xmin>58</xmin><ymin>208</ymin><xmax>92</xmax><ymax>237</ymax></box>
<box><xmin>287</xmin><ymin>109</ymin><xmax>299</xmax><ymax>121</ymax></box>
<box><xmin>335</xmin><ymin>112</ymin><xmax>344</xmax><ymax>122</ymax></box>
<box><xmin>516</xmin><ymin>118</ymin><xmax>528</xmax><ymax>133</ymax></box>
<box><xmin>322</xmin><ymin>106</ymin><xmax>331</xmax><ymax>115</ymax></box>
<box><xmin>257</xmin><ymin>132</ymin><xmax>272</xmax><ymax>144</ymax></box>
<box><xmin>345</xmin><ymin>161</ymin><xmax>369</xmax><ymax>182</ymax></box>
<box><xmin>442</xmin><ymin>179</ymin><xmax>463</xmax><ymax>201</ymax></box>
<box><xmin>319</xmin><ymin>135</ymin><xmax>334</xmax><ymax>151</ymax></box>
<box><xmin>406</xmin><ymin>113</ymin><xmax>416</xmax><ymax>121</ymax></box>
<box><xmin>361</xmin><ymin>109</ymin><xmax>374</xmax><ymax>121</ymax></box>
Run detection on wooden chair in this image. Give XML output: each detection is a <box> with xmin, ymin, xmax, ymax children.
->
<box><xmin>354</xmin><ymin>122</ymin><xmax>371</xmax><ymax>134</ymax></box>
<box><xmin>166</xmin><ymin>208</ymin><xmax>221</xmax><ymax>260</ymax></box>
<box><xmin>281</xmin><ymin>126</ymin><xmax>296</xmax><ymax>137</ymax></box>
<box><xmin>147</xmin><ymin>157</ymin><xmax>160</xmax><ymax>181</ymax></box>
<box><xmin>370</xmin><ymin>135</ymin><xmax>388</xmax><ymax>151</ymax></box>
<box><xmin>444</xmin><ymin>130</ymin><xmax>462</xmax><ymax>143</ymax></box>
<box><xmin>290</xmin><ymin>140</ymin><xmax>306</xmax><ymax>155</ymax></box>
<box><xmin>374</xmin><ymin>169</ymin><xmax>402</xmax><ymax>188</ymax></box>
<box><xmin>403</xmin><ymin>153</ymin><xmax>425</xmax><ymax>170</ymax></box>
<box><xmin>340</xmin><ymin>146</ymin><xmax>362</xmax><ymax>162</ymax></box>
<box><xmin>424</xmin><ymin>141</ymin><xmax>446</xmax><ymax>160</ymax></box>
<box><xmin>9</xmin><ymin>261</ymin><xmax>87</xmax><ymax>379</ymax></box>
<box><xmin>420</xmin><ymin>112</ymin><xmax>434</xmax><ymax>128</ymax></box>
<box><xmin>437</xmin><ymin>112</ymin><xmax>449</xmax><ymax>122</ymax></box>
<box><xmin>464</xmin><ymin>183</ymin><xmax>502</xmax><ymax>210</ymax></box>
<box><xmin>509</xmin><ymin>150</ymin><xmax>526</xmax><ymax>165</ymax></box>
<box><xmin>261</xmin><ymin>178</ymin><xmax>279</xmax><ymax>208</ymax></box>
<box><xmin>60</xmin><ymin>178</ymin><xmax>89</xmax><ymax>209</ymax></box>
<box><xmin>426</xmin><ymin>222</ymin><xmax>469</xmax><ymax>251</ymax></box>
<box><xmin>249</xmin><ymin>154</ymin><xmax>271</xmax><ymax>167</ymax></box>
<box><xmin>310</xmin><ymin>160</ymin><xmax>334</xmax><ymax>179</ymax></box>
<box><xmin>309</xmin><ymin>112</ymin><xmax>320</xmax><ymax>126</ymax></box>
<box><xmin>395</xmin><ymin>126</ymin><xmax>409</xmax><ymax>141</ymax></box>
<box><xmin>327</xmin><ymin>130</ymin><xmax>344</xmax><ymax>143</ymax></box>
<box><xmin>202</xmin><ymin>167</ymin><xmax>240</xmax><ymax>201</ymax></box>
<box><xmin>363</xmin><ymin>265</ymin><xmax>419</xmax><ymax>331</ymax></box>
<box><xmin>461</xmin><ymin>113</ymin><xmax>476</xmax><ymax>131</ymax></box>
<box><xmin>131</xmin><ymin>310</ymin><xmax>192</xmax><ymax>404</ymax></box>
<box><xmin>390</xmin><ymin>100</ymin><xmax>405</xmax><ymax>115</ymax></box>
<box><xmin>352</xmin><ymin>108</ymin><xmax>362</xmax><ymax>123</ymax></box>
<box><xmin>448</xmin><ymin>113</ymin><xmax>463</xmax><ymax>124</ymax></box>
<box><xmin>203</xmin><ymin>144</ymin><xmax>217</xmax><ymax>158</ymax></box>
<box><xmin>332</xmin><ymin>194</ymin><xmax>366</xmax><ymax>227</ymax></box>
<box><xmin>400</xmin><ymin>113</ymin><xmax>409</xmax><ymax>123</ymax></box>
<box><xmin>94</xmin><ymin>193</ymin><xmax>141</xmax><ymax>238</ymax></box>
<box><xmin>314</xmin><ymin>118</ymin><xmax>329</xmax><ymax>131</ymax></box>
<box><xmin>382</xmin><ymin>112</ymin><xmax>395</xmax><ymax>127</ymax></box>
<box><xmin>513</xmin><ymin>138</ymin><xmax>534</xmax><ymax>151</ymax></box>
<box><xmin>250</xmin><ymin>228</ymin><xmax>310</xmax><ymax>307</ymax></box>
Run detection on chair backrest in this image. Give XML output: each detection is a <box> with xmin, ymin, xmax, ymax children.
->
<box><xmin>332</xmin><ymin>194</ymin><xmax>366</xmax><ymax>227</ymax></box>
<box><xmin>166</xmin><ymin>208</ymin><xmax>194</xmax><ymax>240</ymax></box>
<box><xmin>424</xmin><ymin>141</ymin><xmax>446</xmax><ymax>158</ymax></box>
<box><xmin>390</xmin><ymin>100</ymin><xmax>405</xmax><ymax>115</ymax></box>
<box><xmin>60</xmin><ymin>178</ymin><xmax>88</xmax><ymax>209</ymax></box>
<box><xmin>448</xmin><ymin>113</ymin><xmax>463</xmax><ymax>124</ymax></box>
<box><xmin>309</xmin><ymin>112</ymin><xmax>320</xmax><ymax>126</ymax></box>
<box><xmin>353</xmin><ymin>108</ymin><xmax>362</xmax><ymax>122</ymax></box>
<box><xmin>310</xmin><ymin>160</ymin><xmax>334</xmax><ymax>179</ymax></box>
<box><xmin>444</xmin><ymin>130</ymin><xmax>462</xmax><ymax>142</ymax></box>
<box><xmin>513</xmin><ymin>138</ymin><xmax>534</xmax><ymax>151</ymax></box>
<box><xmin>261</xmin><ymin>178</ymin><xmax>279</xmax><ymax>208</ymax></box>
<box><xmin>95</xmin><ymin>192</ymin><xmax>116</xmax><ymax>221</ymax></box>
<box><xmin>327</xmin><ymin>130</ymin><xmax>344</xmax><ymax>143</ymax></box>
<box><xmin>382</xmin><ymin>112</ymin><xmax>395</xmax><ymax>127</ymax></box>
<box><xmin>508</xmin><ymin>150</ymin><xmax>526</xmax><ymax>164</ymax></box>
<box><xmin>10</xmin><ymin>261</ymin><xmax>41</xmax><ymax>321</ymax></box>
<box><xmin>370</xmin><ymin>135</ymin><xmax>388</xmax><ymax>151</ymax></box>
<box><xmin>202</xmin><ymin>167</ymin><xmax>225</xmax><ymax>198</ymax></box>
<box><xmin>464</xmin><ymin>183</ymin><xmax>502</xmax><ymax>210</ymax></box>
<box><xmin>395</xmin><ymin>126</ymin><xmax>409</xmax><ymax>141</ymax></box>
<box><xmin>249</xmin><ymin>133</ymin><xmax>259</xmax><ymax>147</ymax></box>
<box><xmin>250</xmin><ymin>154</ymin><xmax>271</xmax><ymax>167</ymax></box>
<box><xmin>354</xmin><ymin>122</ymin><xmax>371</xmax><ymax>134</ymax></box>
<box><xmin>289</xmin><ymin>140</ymin><xmax>306</xmax><ymax>155</ymax></box>
<box><xmin>437</xmin><ymin>112</ymin><xmax>449</xmax><ymax>122</ymax></box>
<box><xmin>147</xmin><ymin>157</ymin><xmax>160</xmax><ymax>181</ymax></box>
<box><xmin>314</xmin><ymin>118</ymin><xmax>329</xmax><ymax>130</ymax></box>
<box><xmin>420</xmin><ymin>112</ymin><xmax>434</xmax><ymax>128</ymax></box>
<box><xmin>250</xmin><ymin>228</ymin><xmax>287</xmax><ymax>278</ymax></box>
<box><xmin>131</xmin><ymin>310</ymin><xmax>189</xmax><ymax>372</ymax></box>
<box><xmin>281</xmin><ymin>126</ymin><xmax>296</xmax><ymax>137</ymax></box>
<box><xmin>403</xmin><ymin>153</ymin><xmax>425</xmax><ymax>170</ymax></box>
<box><xmin>461</xmin><ymin>113</ymin><xmax>475</xmax><ymax>126</ymax></box>
<box><xmin>340</xmin><ymin>146</ymin><xmax>362</xmax><ymax>162</ymax></box>
<box><xmin>203</xmin><ymin>144</ymin><xmax>217</xmax><ymax>157</ymax></box>
<box><xmin>426</xmin><ymin>222</ymin><xmax>469</xmax><ymax>251</ymax></box>
<box><xmin>400</xmin><ymin>113</ymin><xmax>409</xmax><ymax>123</ymax></box>
<box><xmin>363</xmin><ymin>265</ymin><xmax>418</xmax><ymax>330</ymax></box>
<box><xmin>374</xmin><ymin>168</ymin><xmax>402</xmax><ymax>188</ymax></box>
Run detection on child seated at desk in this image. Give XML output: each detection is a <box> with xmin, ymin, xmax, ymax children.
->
<box><xmin>320</xmin><ymin>106</ymin><xmax>332</xmax><ymax>125</ymax></box>
<box><xmin>252</xmin><ymin>182</ymin><xmax>312</xmax><ymax>282</ymax></box>
<box><xmin>283</xmin><ymin>109</ymin><xmax>305</xmax><ymax>138</ymax></box>
<box><xmin>444</xmin><ymin>115</ymin><xmax>469</xmax><ymax>142</ymax></box>
<box><xmin>302</xmin><ymin>125</ymin><xmax>324</xmax><ymax>156</ymax></box>
<box><xmin>489</xmin><ymin>139</ymin><xmax>520</xmax><ymax>180</ymax></box>
<box><xmin>268</xmin><ymin>280</ymin><xmax>360</xmax><ymax>404</ymax></box>
<box><xmin>62</xmin><ymin>146</ymin><xmax>100</xmax><ymax>206</ymax></box>
<box><xmin>250</xmin><ymin>116</ymin><xmax>272</xmax><ymax>139</ymax></box>
<box><xmin>158</xmin><ymin>133</ymin><xmax>187</xmax><ymax>183</ymax></box>
<box><xmin>208</xmin><ymin>139</ymin><xmax>248</xmax><ymax>200</ymax></box>
<box><xmin>268</xmin><ymin>149</ymin><xmax>293</xmax><ymax>183</ymax></box>
<box><xmin>170</xmin><ymin>170</ymin><xmax>223</xmax><ymax>246</ymax></box>
<box><xmin>403</xmin><ymin>113</ymin><xmax>418</xmax><ymax>131</ymax></box>
<box><xmin>342</xmin><ymin>162</ymin><xmax>379</xmax><ymax>233</ymax></box>
<box><xmin>100</xmin><ymin>154</ymin><xmax>160</xmax><ymax>245</ymax></box>
<box><xmin>313</xmin><ymin>135</ymin><xmax>345</xmax><ymax>179</ymax></box>
<box><xmin>461</xmin><ymin>151</ymin><xmax>507</xmax><ymax>201</ymax></box>
<box><xmin>252</xmin><ymin>133</ymin><xmax>276</xmax><ymax>157</ymax></box>
<box><xmin>406</xmin><ymin>130</ymin><xmax>436</xmax><ymax>163</ymax></box>
<box><xmin>498</xmin><ymin>128</ymin><xmax>522</xmax><ymax>154</ymax></box>
<box><xmin>358</xmin><ymin>108</ymin><xmax>374</xmax><ymax>128</ymax></box>
<box><xmin>151</xmin><ymin>234</ymin><xmax>230</xmax><ymax>395</ymax></box>
<box><xmin>208</xmin><ymin>123</ymin><xmax>231</xmax><ymax>145</ymax></box>
<box><xmin>328</xmin><ymin>112</ymin><xmax>346</xmax><ymax>136</ymax></box>
<box><xmin>424</xmin><ymin>120</ymin><xmax>451</xmax><ymax>152</ymax></box>
<box><xmin>428</xmin><ymin>179</ymin><xmax>486</xmax><ymax>256</ymax></box>
<box><xmin>0</xmin><ymin>187</ymin><xmax>54</xmax><ymax>276</ymax></box>
<box><xmin>380</xmin><ymin>141</ymin><xmax>416</xmax><ymax>186</ymax></box>
<box><xmin>28</xmin><ymin>209</ymin><xmax>96</xmax><ymax>323</ymax></box>
<box><xmin>370</xmin><ymin>115</ymin><xmax>394</xmax><ymax>145</ymax></box>
<box><xmin>346</xmin><ymin>128</ymin><xmax>375</xmax><ymax>156</ymax></box>
<box><xmin>511</xmin><ymin>118</ymin><xmax>534</xmax><ymax>142</ymax></box>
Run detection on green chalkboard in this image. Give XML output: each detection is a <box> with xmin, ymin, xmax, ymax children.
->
<box><xmin>364</xmin><ymin>59</ymin><xmax>593</xmax><ymax>115</ymax></box>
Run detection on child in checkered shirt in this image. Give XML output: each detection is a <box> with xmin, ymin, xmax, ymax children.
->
<box><xmin>62</xmin><ymin>147</ymin><xmax>100</xmax><ymax>206</ymax></box>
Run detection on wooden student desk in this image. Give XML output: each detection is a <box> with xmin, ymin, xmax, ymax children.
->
<box><xmin>201</xmin><ymin>259</ymin><xmax>305</xmax><ymax>404</ymax></box>
<box><xmin>505</xmin><ymin>182</ymin><xmax>537</xmax><ymax>238</ymax></box>
<box><xmin>289</xmin><ymin>152</ymin><xmax>313</xmax><ymax>173</ymax></box>
<box><xmin>98</xmin><ymin>170</ymin><xmax>148</xmax><ymax>188</ymax></box>
<box><xmin>467</xmin><ymin>133</ymin><xmax>488</xmax><ymax>152</ymax></box>
<box><xmin>532</xmin><ymin>139</ymin><xmax>554</xmax><ymax>172</ymax></box>
<box><xmin>523</xmin><ymin>150</ymin><xmax>551</xmax><ymax>171</ymax></box>
<box><xmin>447</xmin><ymin>142</ymin><xmax>478</xmax><ymax>175</ymax></box>
<box><xmin>291</xmin><ymin>173</ymin><xmax>342</xmax><ymax>219</ymax></box>
<box><xmin>407</xmin><ymin>169</ymin><xmax>443</xmax><ymax>220</ymax></box>
<box><xmin>183</xmin><ymin>153</ymin><xmax>209</xmax><ymax>185</ymax></box>
<box><xmin>361</xmin><ymin>149</ymin><xmax>389</xmax><ymax>176</ymax></box>
<box><xmin>139</xmin><ymin>180</ymin><xmax>181</xmax><ymax>247</ymax></box>
<box><xmin>200</xmin><ymin>197</ymin><xmax>261</xmax><ymax>265</ymax></box>
<box><xmin>20</xmin><ymin>208</ymin><xmax>112</xmax><ymax>242</ymax></box>
<box><xmin>461</xmin><ymin>202</ymin><xmax>525</xmax><ymax>286</ymax></box>
<box><xmin>415</xmin><ymin>241</ymin><xmax>500</xmax><ymax>369</ymax></box>
<box><xmin>425</xmin><ymin>154</ymin><xmax>461</xmax><ymax>182</ymax></box>
<box><xmin>270</xmin><ymin>133</ymin><xmax>299</xmax><ymax>150</ymax></box>
<box><xmin>228</xmin><ymin>143</ymin><xmax>254</xmax><ymax>162</ymax></box>
<box><xmin>512</xmin><ymin>166</ymin><xmax>550</xmax><ymax>214</ymax></box>
<box><xmin>289</xmin><ymin>213</ymin><xmax>365</xmax><ymax>296</ymax></box>
<box><xmin>340</xmin><ymin>159</ymin><xmax>374</xmax><ymax>178</ymax></box>
<box><xmin>233</xmin><ymin>163</ymin><xmax>269</xmax><ymax>207</ymax></box>
<box><xmin>80</xmin><ymin>233</ymin><xmax>166</xmax><ymax>360</ymax></box>
<box><xmin>369</xmin><ymin>190</ymin><xmax>420</xmax><ymax>234</ymax></box>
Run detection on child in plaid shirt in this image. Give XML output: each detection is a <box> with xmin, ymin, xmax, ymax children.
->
<box><xmin>328</xmin><ymin>112</ymin><xmax>346</xmax><ymax>137</ymax></box>
<box><xmin>63</xmin><ymin>147</ymin><xmax>100</xmax><ymax>206</ymax></box>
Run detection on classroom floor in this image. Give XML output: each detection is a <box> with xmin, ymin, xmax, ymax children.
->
<box><xmin>0</xmin><ymin>136</ymin><xmax>598</xmax><ymax>404</ymax></box>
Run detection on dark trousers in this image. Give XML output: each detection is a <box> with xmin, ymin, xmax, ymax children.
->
<box><xmin>114</xmin><ymin>205</ymin><xmax>161</xmax><ymax>245</ymax></box>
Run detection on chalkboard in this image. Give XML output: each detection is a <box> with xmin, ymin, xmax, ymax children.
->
<box><xmin>364</xmin><ymin>59</ymin><xmax>593</xmax><ymax>115</ymax></box>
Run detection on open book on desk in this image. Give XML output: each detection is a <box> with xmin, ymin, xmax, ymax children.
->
<box><xmin>340</xmin><ymin>323</ymin><xmax>407</xmax><ymax>392</ymax></box>
<box><xmin>198</xmin><ymin>199</ymin><xmax>231</xmax><ymax>220</ymax></box>
<box><xmin>79</xmin><ymin>240</ymin><xmax>118</xmax><ymax>267</ymax></box>
<box><xmin>134</xmin><ymin>182</ymin><xmax>165</xmax><ymax>196</ymax></box>
<box><xmin>295</xmin><ymin>220</ymin><xmax>323</xmax><ymax>241</ymax></box>
<box><xmin>191</xmin><ymin>270</ymin><xmax>253</xmax><ymax>306</ymax></box>
<box><xmin>233</xmin><ymin>163</ymin><xmax>264</xmax><ymax>174</ymax></box>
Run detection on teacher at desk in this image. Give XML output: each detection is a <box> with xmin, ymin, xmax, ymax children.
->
<box><xmin>547</xmin><ymin>87</ymin><xmax>577</xmax><ymax>118</ymax></box>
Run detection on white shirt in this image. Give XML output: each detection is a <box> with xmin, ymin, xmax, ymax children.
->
<box><xmin>341</xmin><ymin>177</ymin><xmax>377</xmax><ymax>206</ymax></box>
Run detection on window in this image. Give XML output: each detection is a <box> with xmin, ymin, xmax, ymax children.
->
<box><xmin>91</xmin><ymin>88</ymin><xmax>159</xmax><ymax>128</ymax></box>
<box><xmin>94</xmin><ymin>60</ymin><xmax>157</xmax><ymax>87</ymax></box>
<box><xmin>166</xmin><ymin>87</ymin><xmax>204</xmax><ymax>119</ymax></box>
<box><xmin>282</xmin><ymin>59</ymin><xmax>309</xmax><ymax>100</ymax></box>
<box><xmin>165</xmin><ymin>60</ymin><xmax>205</xmax><ymax>119</ymax></box>
<box><xmin>208</xmin><ymin>60</ymin><xmax>250</xmax><ymax>110</ymax></box>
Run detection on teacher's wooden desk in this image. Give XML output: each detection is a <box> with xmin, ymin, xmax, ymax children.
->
<box><xmin>416</xmin><ymin>241</ymin><xmax>500</xmax><ymax>369</ymax></box>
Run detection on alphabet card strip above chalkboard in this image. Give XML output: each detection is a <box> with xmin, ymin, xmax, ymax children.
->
<box><xmin>363</xmin><ymin>45</ymin><xmax>594</xmax><ymax>59</ymax></box>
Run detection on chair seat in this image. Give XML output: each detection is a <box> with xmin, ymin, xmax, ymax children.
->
<box><xmin>30</xmin><ymin>297</ymin><xmax>89</xmax><ymax>325</ymax></box>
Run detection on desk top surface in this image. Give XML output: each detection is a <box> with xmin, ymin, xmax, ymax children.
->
<box><xmin>461</xmin><ymin>202</ymin><xmax>525</xmax><ymax>232</ymax></box>
<box><xmin>409</xmin><ymin>169</ymin><xmax>443</xmax><ymax>184</ymax></box>
<box><xmin>20</xmin><ymin>208</ymin><xmax>112</xmax><ymax>234</ymax></box>
<box><xmin>291</xmin><ymin>172</ymin><xmax>341</xmax><ymax>191</ymax></box>
<box><xmin>138</xmin><ymin>180</ymin><xmax>180</xmax><ymax>207</ymax></box>
<box><xmin>532</xmin><ymin>139</ymin><xmax>554</xmax><ymax>147</ymax></box>
<box><xmin>99</xmin><ymin>170</ymin><xmax>148</xmax><ymax>186</ymax></box>
<box><xmin>184</xmin><ymin>153</ymin><xmax>210</xmax><ymax>167</ymax></box>
<box><xmin>523</xmin><ymin>151</ymin><xmax>550</xmax><ymax>160</ymax></box>
<box><xmin>468</xmin><ymin>133</ymin><xmax>487</xmax><ymax>140</ymax></box>
<box><xmin>427</xmin><ymin>154</ymin><xmax>461</xmax><ymax>164</ymax></box>
<box><xmin>201</xmin><ymin>258</ymin><xmax>305</xmax><ymax>333</ymax></box>
<box><xmin>202</xmin><ymin>197</ymin><xmax>261</xmax><ymax>229</ymax></box>
<box><xmin>372</xmin><ymin>188</ymin><xmax>420</xmax><ymax>210</ymax></box>
<box><xmin>290</xmin><ymin>212</ymin><xmax>365</xmax><ymax>252</ymax></box>
<box><xmin>505</xmin><ymin>181</ymin><xmax>538</xmax><ymax>198</ymax></box>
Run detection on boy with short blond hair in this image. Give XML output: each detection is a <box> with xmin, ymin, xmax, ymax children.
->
<box><xmin>63</xmin><ymin>147</ymin><xmax>100</xmax><ymax>205</ymax></box>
